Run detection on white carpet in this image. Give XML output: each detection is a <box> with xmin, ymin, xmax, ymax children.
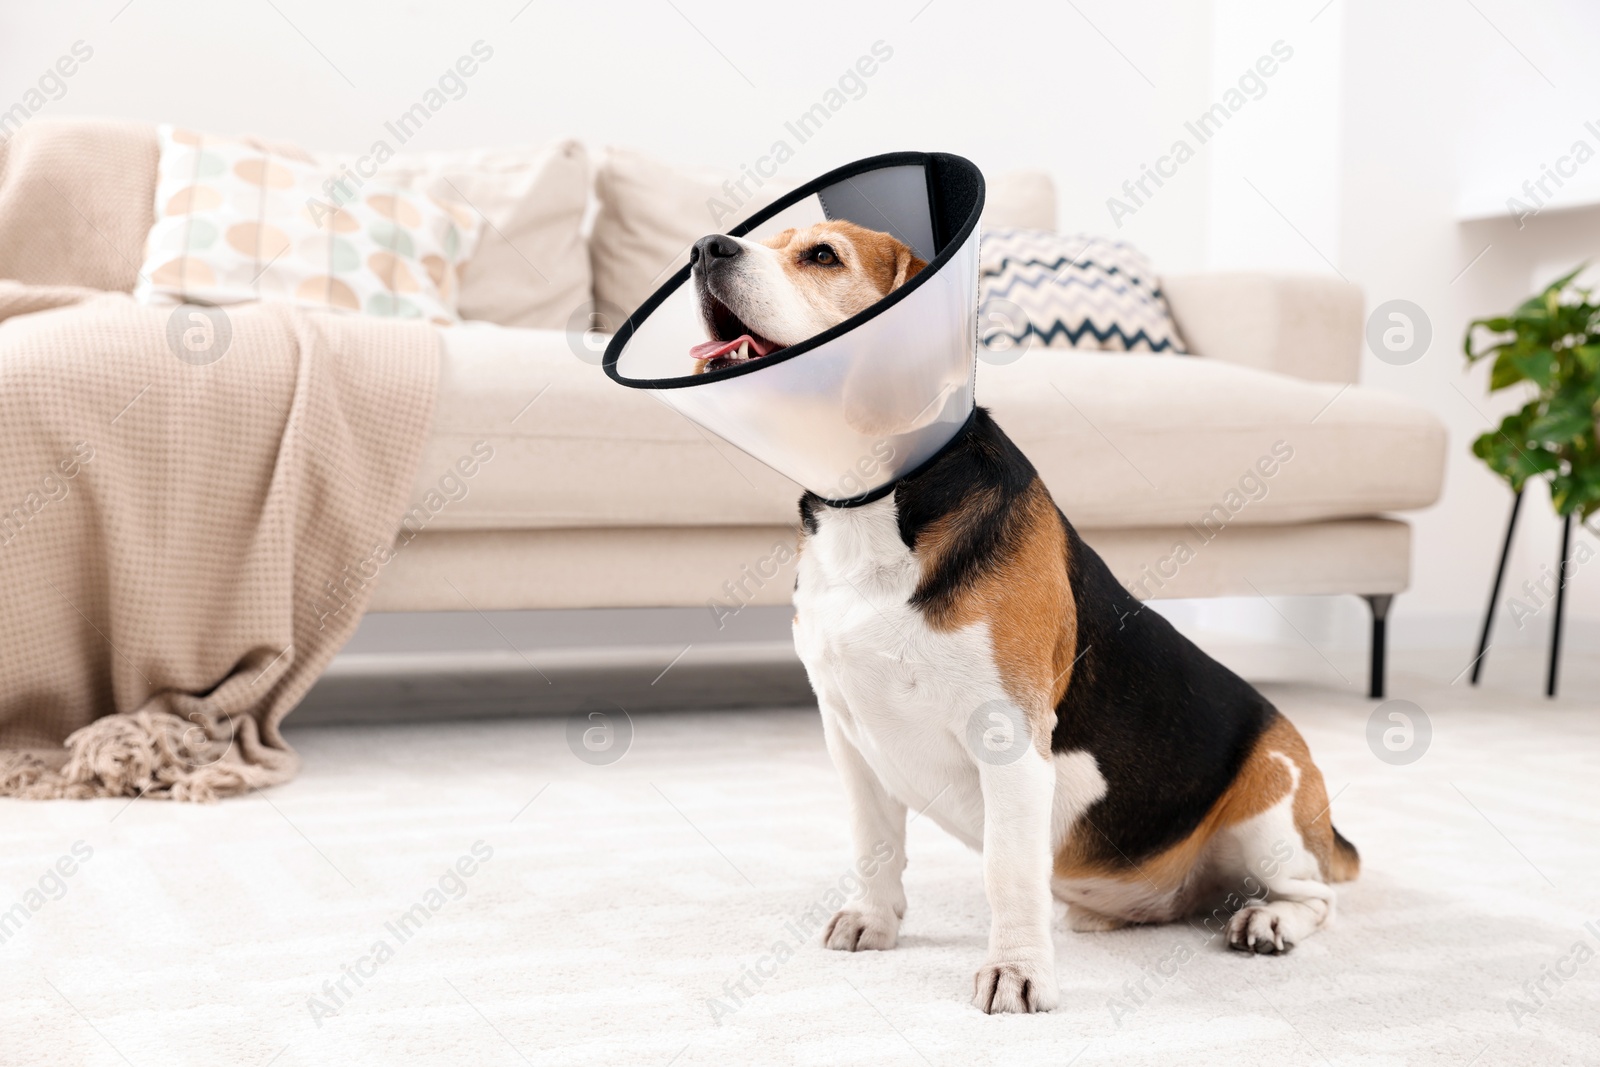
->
<box><xmin>3</xmin><ymin>672</ymin><xmax>1599</xmax><ymax>1066</ymax></box>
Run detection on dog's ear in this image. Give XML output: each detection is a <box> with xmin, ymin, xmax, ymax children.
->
<box><xmin>892</xmin><ymin>244</ymin><xmax>928</xmax><ymax>290</ymax></box>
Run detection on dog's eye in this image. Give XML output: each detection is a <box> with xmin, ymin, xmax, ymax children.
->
<box><xmin>811</xmin><ymin>245</ymin><xmax>837</xmax><ymax>265</ymax></box>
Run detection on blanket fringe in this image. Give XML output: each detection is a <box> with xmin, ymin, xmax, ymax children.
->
<box><xmin>0</xmin><ymin>707</ymin><xmax>298</xmax><ymax>803</ymax></box>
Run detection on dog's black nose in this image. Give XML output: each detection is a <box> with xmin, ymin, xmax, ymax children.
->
<box><xmin>691</xmin><ymin>234</ymin><xmax>742</xmax><ymax>268</ymax></box>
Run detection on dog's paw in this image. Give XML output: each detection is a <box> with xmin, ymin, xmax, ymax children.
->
<box><xmin>1227</xmin><ymin>905</ymin><xmax>1294</xmax><ymax>955</ymax></box>
<box><xmin>822</xmin><ymin>909</ymin><xmax>899</xmax><ymax>951</ymax></box>
<box><xmin>972</xmin><ymin>959</ymin><xmax>1058</xmax><ymax>1014</ymax></box>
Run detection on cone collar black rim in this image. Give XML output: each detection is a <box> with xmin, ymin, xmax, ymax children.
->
<box><xmin>811</xmin><ymin>406</ymin><xmax>979</xmax><ymax>509</ymax></box>
<box><xmin>602</xmin><ymin>150</ymin><xmax>986</xmax><ymax>391</ymax></box>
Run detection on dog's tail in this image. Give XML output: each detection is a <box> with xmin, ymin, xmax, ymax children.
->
<box><xmin>1328</xmin><ymin>826</ymin><xmax>1360</xmax><ymax>882</ymax></box>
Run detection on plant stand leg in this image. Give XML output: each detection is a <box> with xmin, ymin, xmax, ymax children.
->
<box><xmin>1547</xmin><ymin>513</ymin><xmax>1573</xmax><ymax>698</ymax></box>
<box><xmin>1363</xmin><ymin>594</ymin><xmax>1393</xmax><ymax>700</ymax></box>
<box><xmin>1472</xmin><ymin>487</ymin><xmax>1525</xmax><ymax>685</ymax></box>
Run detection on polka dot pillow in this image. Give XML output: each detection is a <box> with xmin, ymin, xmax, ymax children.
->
<box><xmin>135</xmin><ymin>125</ymin><xmax>480</xmax><ymax>325</ymax></box>
<box><xmin>979</xmin><ymin>230</ymin><xmax>1187</xmax><ymax>355</ymax></box>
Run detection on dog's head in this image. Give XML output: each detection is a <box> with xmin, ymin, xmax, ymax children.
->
<box><xmin>689</xmin><ymin>221</ymin><xmax>927</xmax><ymax>373</ymax></box>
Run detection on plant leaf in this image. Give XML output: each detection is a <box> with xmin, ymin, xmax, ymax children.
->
<box><xmin>1529</xmin><ymin>396</ymin><xmax>1597</xmax><ymax>443</ymax></box>
<box><xmin>1513</xmin><ymin>347</ymin><xmax>1559</xmax><ymax>389</ymax></box>
<box><xmin>1490</xmin><ymin>349</ymin><xmax>1528</xmax><ymax>390</ymax></box>
<box><xmin>1574</xmin><ymin>344</ymin><xmax>1600</xmax><ymax>376</ymax></box>
<box><xmin>1463</xmin><ymin>261</ymin><xmax>1600</xmax><ymax>508</ymax></box>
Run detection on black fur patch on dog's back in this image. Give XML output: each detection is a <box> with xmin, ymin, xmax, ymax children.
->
<box><xmin>1053</xmin><ymin>523</ymin><xmax>1274</xmax><ymax>866</ymax></box>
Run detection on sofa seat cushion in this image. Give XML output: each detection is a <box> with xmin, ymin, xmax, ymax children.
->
<box><xmin>411</xmin><ymin>325</ymin><xmax>1446</xmax><ymax>532</ymax></box>
<box><xmin>977</xmin><ymin>352</ymin><xmax>1447</xmax><ymax>529</ymax></box>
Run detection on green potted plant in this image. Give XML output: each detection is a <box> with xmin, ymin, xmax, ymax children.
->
<box><xmin>1464</xmin><ymin>265</ymin><xmax>1600</xmax><ymax>520</ymax></box>
<box><xmin>1462</xmin><ymin>265</ymin><xmax>1600</xmax><ymax>696</ymax></box>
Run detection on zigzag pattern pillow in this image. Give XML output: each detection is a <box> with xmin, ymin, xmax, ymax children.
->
<box><xmin>979</xmin><ymin>229</ymin><xmax>1187</xmax><ymax>354</ymax></box>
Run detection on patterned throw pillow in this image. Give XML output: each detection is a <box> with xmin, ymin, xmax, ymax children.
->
<box><xmin>979</xmin><ymin>229</ymin><xmax>1187</xmax><ymax>354</ymax></box>
<box><xmin>135</xmin><ymin>125</ymin><xmax>480</xmax><ymax>325</ymax></box>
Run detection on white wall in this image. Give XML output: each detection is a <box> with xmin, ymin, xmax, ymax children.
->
<box><xmin>1336</xmin><ymin>0</ymin><xmax>1600</xmax><ymax>652</ymax></box>
<box><xmin>1206</xmin><ymin>0</ymin><xmax>1343</xmax><ymax>274</ymax></box>
<box><xmin>1166</xmin><ymin>0</ymin><xmax>1600</xmax><ymax>659</ymax></box>
<box><xmin>4</xmin><ymin>0</ymin><xmax>1596</xmax><ymax>659</ymax></box>
<box><xmin>1</xmin><ymin>0</ymin><xmax>1216</xmax><ymax>268</ymax></box>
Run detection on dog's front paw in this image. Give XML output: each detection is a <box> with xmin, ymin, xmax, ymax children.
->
<box><xmin>823</xmin><ymin>908</ymin><xmax>899</xmax><ymax>951</ymax></box>
<box><xmin>972</xmin><ymin>958</ymin><xmax>1058</xmax><ymax>1014</ymax></box>
<box><xmin>1227</xmin><ymin>904</ymin><xmax>1293</xmax><ymax>955</ymax></box>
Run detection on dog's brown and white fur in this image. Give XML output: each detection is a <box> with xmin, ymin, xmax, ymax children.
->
<box><xmin>688</xmin><ymin>222</ymin><xmax>925</xmax><ymax>373</ymax></box>
<box><xmin>690</xmin><ymin>223</ymin><xmax>1359</xmax><ymax>1015</ymax></box>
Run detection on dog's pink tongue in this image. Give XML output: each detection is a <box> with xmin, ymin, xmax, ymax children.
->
<box><xmin>689</xmin><ymin>334</ymin><xmax>781</xmax><ymax>362</ymax></box>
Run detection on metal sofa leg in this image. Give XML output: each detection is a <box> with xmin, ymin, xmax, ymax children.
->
<box><xmin>1362</xmin><ymin>594</ymin><xmax>1393</xmax><ymax>700</ymax></box>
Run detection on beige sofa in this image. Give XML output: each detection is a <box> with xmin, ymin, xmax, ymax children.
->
<box><xmin>357</xmin><ymin>150</ymin><xmax>1448</xmax><ymax>699</ymax></box>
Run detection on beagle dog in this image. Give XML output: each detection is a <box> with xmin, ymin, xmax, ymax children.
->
<box><xmin>689</xmin><ymin>222</ymin><xmax>1358</xmax><ymax>1015</ymax></box>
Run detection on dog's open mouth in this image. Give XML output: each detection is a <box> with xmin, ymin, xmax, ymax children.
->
<box><xmin>691</xmin><ymin>295</ymin><xmax>785</xmax><ymax>372</ymax></box>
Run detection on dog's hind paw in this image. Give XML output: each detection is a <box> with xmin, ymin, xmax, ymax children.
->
<box><xmin>822</xmin><ymin>909</ymin><xmax>899</xmax><ymax>951</ymax></box>
<box><xmin>972</xmin><ymin>959</ymin><xmax>1058</xmax><ymax>1014</ymax></box>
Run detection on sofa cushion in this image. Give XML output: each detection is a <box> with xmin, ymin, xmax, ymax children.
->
<box><xmin>588</xmin><ymin>147</ymin><xmax>796</xmax><ymax>323</ymax></box>
<box><xmin>589</xmin><ymin>147</ymin><xmax>1060</xmax><ymax>317</ymax></box>
<box><xmin>138</xmin><ymin>125</ymin><xmax>480</xmax><ymax>323</ymax></box>
<box><xmin>1163</xmin><ymin>272</ymin><xmax>1363</xmax><ymax>384</ymax></box>
<box><xmin>411</xmin><ymin>325</ymin><xmax>1446</xmax><ymax>533</ymax></box>
<box><xmin>980</xmin><ymin>230</ymin><xmax>1187</xmax><ymax>354</ymax></box>
<box><xmin>321</xmin><ymin>140</ymin><xmax>591</xmax><ymax>330</ymax></box>
<box><xmin>416</xmin><ymin>323</ymin><xmax>799</xmax><ymax>532</ymax></box>
<box><xmin>977</xmin><ymin>354</ymin><xmax>1446</xmax><ymax>529</ymax></box>
<box><xmin>981</xmin><ymin>172</ymin><xmax>1056</xmax><ymax>232</ymax></box>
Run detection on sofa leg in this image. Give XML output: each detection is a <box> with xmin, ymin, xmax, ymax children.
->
<box><xmin>1362</xmin><ymin>594</ymin><xmax>1393</xmax><ymax>700</ymax></box>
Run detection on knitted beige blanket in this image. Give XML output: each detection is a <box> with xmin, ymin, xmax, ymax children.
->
<box><xmin>0</xmin><ymin>120</ymin><xmax>439</xmax><ymax>801</ymax></box>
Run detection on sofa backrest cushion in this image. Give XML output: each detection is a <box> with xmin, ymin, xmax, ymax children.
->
<box><xmin>588</xmin><ymin>147</ymin><xmax>793</xmax><ymax>320</ymax></box>
<box><xmin>589</xmin><ymin>146</ymin><xmax>1058</xmax><ymax>317</ymax></box>
<box><xmin>321</xmin><ymin>140</ymin><xmax>592</xmax><ymax>330</ymax></box>
<box><xmin>1160</xmin><ymin>272</ymin><xmax>1363</xmax><ymax>384</ymax></box>
<box><xmin>981</xmin><ymin>171</ymin><xmax>1056</xmax><ymax>233</ymax></box>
